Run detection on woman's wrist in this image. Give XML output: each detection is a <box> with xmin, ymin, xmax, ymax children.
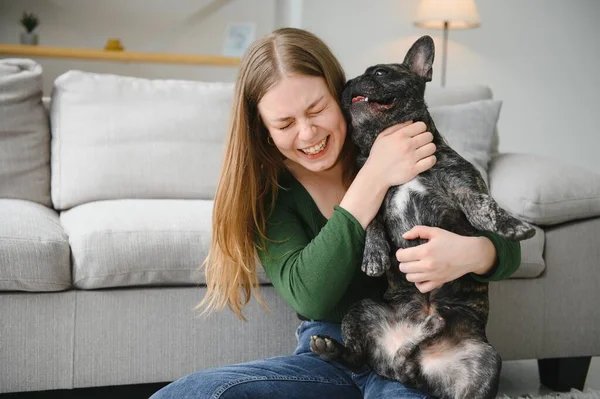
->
<box><xmin>471</xmin><ymin>236</ymin><xmax>498</xmax><ymax>275</ymax></box>
<box><xmin>339</xmin><ymin>165</ymin><xmax>388</xmax><ymax>229</ymax></box>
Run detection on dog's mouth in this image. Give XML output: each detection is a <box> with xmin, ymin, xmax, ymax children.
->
<box><xmin>351</xmin><ymin>95</ymin><xmax>396</xmax><ymax>111</ymax></box>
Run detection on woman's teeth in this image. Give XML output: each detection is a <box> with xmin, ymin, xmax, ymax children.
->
<box><xmin>301</xmin><ymin>136</ymin><xmax>328</xmax><ymax>155</ymax></box>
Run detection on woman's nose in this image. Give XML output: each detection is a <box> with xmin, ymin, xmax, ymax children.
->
<box><xmin>298</xmin><ymin>122</ymin><xmax>318</xmax><ymax>142</ymax></box>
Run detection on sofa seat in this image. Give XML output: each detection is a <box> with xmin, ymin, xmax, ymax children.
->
<box><xmin>60</xmin><ymin>198</ymin><xmax>271</xmax><ymax>290</ymax></box>
<box><xmin>0</xmin><ymin>199</ymin><xmax>71</xmax><ymax>292</ymax></box>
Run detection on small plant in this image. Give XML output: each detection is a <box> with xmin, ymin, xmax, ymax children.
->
<box><xmin>20</xmin><ymin>12</ymin><xmax>40</xmax><ymax>33</ymax></box>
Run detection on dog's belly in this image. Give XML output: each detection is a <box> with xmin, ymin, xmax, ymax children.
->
<box><xmin>376</xmin><ymin>319</ymin><xmax>420</xmax><ymax>360</ymax></box>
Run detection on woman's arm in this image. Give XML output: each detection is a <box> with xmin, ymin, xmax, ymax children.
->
<box><xmin>257</xmin><ymin>201</ymin><xmax>366</xmax><ymax>320</ymax></box>
<box><xmin>395</xmin><ymin>226</ymin><xmax>521</xmax><ymax>292</ymax></box>
<box><xmin>341</xmin><ymin>121</ymin><xmax>436</xmax><ymax>229</ymax></box>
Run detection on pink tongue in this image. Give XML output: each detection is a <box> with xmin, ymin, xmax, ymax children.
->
<box><xmin>352</xmin><ymin>96</ymin><xmax>365</xmax><ymax>104</ymax></box>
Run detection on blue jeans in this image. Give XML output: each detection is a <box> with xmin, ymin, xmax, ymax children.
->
<box><xmin>150</xmin><ymin>321</ymin><xmax>430</xmax><ymax>399</ymax></box>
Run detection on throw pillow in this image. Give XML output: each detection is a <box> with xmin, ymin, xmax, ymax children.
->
<box><xmin>489</xmin><ymin>153</ymin><xmax>600</xmax><ymax>226</ymax></box>
<box><xmin>0</xmin><ymin>58</ymin><xmax>51</xmax><ymax>206</ymax></box>
<box><xmin>429</xmin><ymin>99</ymin><xmax>502</xmax><ymax>186</ymax></box>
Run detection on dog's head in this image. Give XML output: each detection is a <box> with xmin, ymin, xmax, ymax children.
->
<box><xmin>341</xmin><ymin>35</ymin><xmax>435</xmax><ymax>154</ymax></box>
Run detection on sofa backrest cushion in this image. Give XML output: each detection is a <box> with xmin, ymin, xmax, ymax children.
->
<box><xmin>429</xmin><ymin>99</ymin><xmax>502</xmax><ymax>186</ymax></box>
<box><xmin>0</xmin><ymin>59</ymin><xmax>51</xmax><ymax>207</ymax></box>
<box><xmin>425</xmin><ymin>85</ymin><xmax>499</xmax><ymax>155</ymax></box>
<box><xmin>50</xmin><ymin>70</ymin><xmax>233</xmax><ymax>210</ymax></box>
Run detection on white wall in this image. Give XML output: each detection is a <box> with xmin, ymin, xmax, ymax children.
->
<box><xmin>1</xmin><ymin>0</ymin><xmax>599</xmax><ymax>174</ymax></box>
<box><xmin>302</xmin><ymin>0</ymin><xmax>600</xmax><ymax>174</ymax></box>
<box><xmin>0</xmin><ymin>0</ymin><xmax>276</xmax><ymax>93</ymax></box>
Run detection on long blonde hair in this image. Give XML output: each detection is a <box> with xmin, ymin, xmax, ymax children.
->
<box><xmin>196</xmin><ymin>27</ymin><xmax>356</xmax><ymax>320</ymax></box>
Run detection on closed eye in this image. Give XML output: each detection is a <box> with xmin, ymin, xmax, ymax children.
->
<box><xmin>310</xmin><ymin>107</ymin><xmax>326</xmax><ymax>116</ymax></box>
<box><xmin>278</xmin><ymin>122</ymin><xmax>293</xmax><ymax>130</ymax></box>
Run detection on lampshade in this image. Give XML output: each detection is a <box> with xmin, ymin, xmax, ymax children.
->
<box><xmin>414</xmin><ymin>0</ymin><xmax>480</xmax><ymax>29</ymax></box>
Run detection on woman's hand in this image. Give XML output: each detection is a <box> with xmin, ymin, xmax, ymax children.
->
<box><xmin>363</xmin><ymin>121</ymin><xmax>437</xmax><ymax>189</ymax></box>
<box><xmin>395</xmin><ymin>226</ymin><xmax>497</xmax><ymax>293</ymax></box>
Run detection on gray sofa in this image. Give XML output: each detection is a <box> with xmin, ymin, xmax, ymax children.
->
<box><xmin>1</xmin><ymin>58</ymin><xmax>599</xmax><ymax>395</ymax></box>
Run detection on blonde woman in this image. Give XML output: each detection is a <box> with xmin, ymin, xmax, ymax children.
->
<box><xmin>151</xmin><ymin>28</ymin><xmax>520</xmax><ymax>399</ymax></box>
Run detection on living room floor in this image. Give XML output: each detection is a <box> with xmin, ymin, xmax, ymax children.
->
<box><xmin>1</xmin><ymin>357</ymin><xmax>598</xmax><ymax>398</ymax></box>
<box><xmin>499</xmin><ymin>357</ymin><xmax>600</xmax><ymax>396</ymax></box>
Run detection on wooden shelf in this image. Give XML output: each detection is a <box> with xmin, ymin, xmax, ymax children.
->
<box><xmin>0</xmin><ymin>44</ymin><xmax>240</xmax><ymax>66</ymax></box>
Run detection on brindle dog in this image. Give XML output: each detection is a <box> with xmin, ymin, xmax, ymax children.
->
<box><xmin>310</xmin><ymin>36</ymin><xmax>535</xmax><ymax>399</ymax></box>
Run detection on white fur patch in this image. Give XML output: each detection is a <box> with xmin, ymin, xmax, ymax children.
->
<box><xmin>420</xmin><ymin>340</ymin><xmax>482</xmax><ymax>397</ymax></box>
<box><xmin>377</xmin><ymin>320</ymin><xmax>421</xmax><ymax>359</ymax></box>
<box><xmin>392</xmin><ymin>178</ymin><xmax>427</xmax><ymax>215</ymax></box>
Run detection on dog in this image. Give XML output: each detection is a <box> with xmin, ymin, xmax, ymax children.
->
<box><xmin>309</xmin><ymin>36</ymin><xmax>536</xmax><ymax>399</ymax></box>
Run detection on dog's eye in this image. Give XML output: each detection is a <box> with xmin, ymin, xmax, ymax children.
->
<box><xmin>374</xmin><ymin>68</ymin><xmax>388</xmax><ymax>77</ymax></box>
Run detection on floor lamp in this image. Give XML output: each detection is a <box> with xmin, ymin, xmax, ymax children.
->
<box><xmin>414</xmin><ymin>0</ymin><xmax>480</xmax><ymax>87</ymax></box>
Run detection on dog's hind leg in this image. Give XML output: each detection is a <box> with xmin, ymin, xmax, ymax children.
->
<box><xmin>310</xmin><ymin>335</ymin><xmax>367</xmax><ymax>371</ymax></box>
<box><xmin>455</xmin><ymin>190</ymin><xmax>535</xmax><ymax>241</ymax></box>
<box><xmin>420</xmin><ymin>338</ymin><xmax>502</xmax><ymax>399</ymax></box>
<box><xmin>310</xmin><ymin>298</ymin><xmax>388</xmax><ymax>371</ymax></box>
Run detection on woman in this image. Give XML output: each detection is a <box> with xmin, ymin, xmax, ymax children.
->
<box><xmin>151</xmin><ymin>27</ymin><xmax>519</xmax><ymax>399</ymax></box>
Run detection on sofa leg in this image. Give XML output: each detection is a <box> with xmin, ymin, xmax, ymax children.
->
<box><xmin>538</xmin><ymin>357</ymin><xmax>591</xmax><ymax>392</ymax></box>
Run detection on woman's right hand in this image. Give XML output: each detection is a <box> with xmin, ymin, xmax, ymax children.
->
<box><xmin>363</xmin><ymin>121</ymin><xmax>436</xmax><ymax>188</ymax></box>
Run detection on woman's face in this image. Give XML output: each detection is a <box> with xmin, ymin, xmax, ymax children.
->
<box><xmin>258</xmin><ymin>75</ymin><xmax>347</xmax><ymax>174</ymax></box>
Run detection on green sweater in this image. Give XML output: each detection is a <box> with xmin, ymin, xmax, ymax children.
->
<box><xmin>257</xmin><ymin>170</ymin><xmax>521</xmax><ymax>323</ymax></box>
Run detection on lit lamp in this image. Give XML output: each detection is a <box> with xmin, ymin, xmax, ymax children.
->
<box><xmin>414</xmin><ymin>0</ymin><xmax>480</xmax><ymax>87</ymax></box>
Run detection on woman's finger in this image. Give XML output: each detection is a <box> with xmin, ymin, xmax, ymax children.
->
<box><xmin>400</xmin><ymin>121</ymin><xmax>428</xmax><ymax>138</ymax></box>
<box><xmin>415</xmin><ymin>281</ymin><xmax>441</xmax><ymax>293</ymax></box>
<box><xmin>379</xmin><ymin>120</ymin><xmax>413</xmax><ymax>137</ymax></box>
<box><xmin>414</xmin><ymin>142</ymin><xmax>437</xmax><ymax>160</ymax></box>
<box><xmin>405</xmin><ymin>272</ymin><xmax>430</xmax><ymax>283</ymax></box>
<box><xmin>396</xmin><ymin>247</ymin><xmax>423</xmax><ymax>263</ymax></box>
<box><xmin>414</xmin><ymin>154</ymin><xmax>436</xmax><ymax>173</ymax></box>
<box><xmin>411</xmin><ymin>131</ymin><xmax>434</xmax><ymax>148</ymax></box>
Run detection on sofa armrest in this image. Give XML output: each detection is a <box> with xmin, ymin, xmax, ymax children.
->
<box><xmin>488</xmin><ymin>153</ymin><xmax>600</xmax><ymax>226</ymax></box>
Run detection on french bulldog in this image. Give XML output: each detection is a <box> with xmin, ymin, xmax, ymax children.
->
<box><xmin>310</xmin><ymin>36</ymin><xmax>535</xmax><ymax>399</ymax></box>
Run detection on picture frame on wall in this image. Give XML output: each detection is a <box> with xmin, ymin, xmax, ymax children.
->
<box><xmin>222</xmin><ymin>22</ymin><xmax>256</xmax><ymax>57</ymax></box>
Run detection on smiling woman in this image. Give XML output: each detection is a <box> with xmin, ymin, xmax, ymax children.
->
<box><xmin>258</xmin><ymin>75</ymin><xmax>347</xmax><ymax>171</ymax></box>
<box><xmin>150</xmin><ymin>27</ymin><xmax>523</xmax><ymax>399</ymax></box>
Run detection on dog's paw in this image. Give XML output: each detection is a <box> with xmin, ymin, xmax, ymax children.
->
<box><xmin>422</xmin><ymin>314</ymin><xmax>446</xmax><ymax>336</ymax></box>
<box><xmin>361</xmin><ymin>250</ymin><xmax>390</xmax><ymax>277</ymax></box>
<box><xmin>310</xmin><ymin>335</ymin><xmax>343</xmax><ymax>361</ymax></box>
<box><xmin>497</xmin><ymin>220</ymin><xmax>536</xmax><ymax>241</ymax></box>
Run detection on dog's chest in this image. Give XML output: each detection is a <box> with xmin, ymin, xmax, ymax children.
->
<box><xmin>386</xmin><ymin>178</ymin><xmax>428</xmax><ymax>221</ymax></box>
<box><xmin>383</xmin><ymin>176</ymin><xmax>450</xmax><ymax>242</ymax></box>
<box><xmin>391</xmin><ymin>178</ymin><xmax>427</xmax><ymax>212</ymax></box>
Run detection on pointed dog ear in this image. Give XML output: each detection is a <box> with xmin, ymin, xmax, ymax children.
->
<box><xmin>403</xmin><ymin>35</ymin><xmax>435</xmax><ymax>82</ymax></box>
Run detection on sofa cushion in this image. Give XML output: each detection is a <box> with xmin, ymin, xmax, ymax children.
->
<box><xmin>429</xmin><ymin>99</ymin><xmax>502</xmax><ymax>186</ymax></box>
<box><xmin>425</xmin><ymin>85</ymin><xmax>493</xmax><ymax>107</ymax></box>
<box><xmin>0</xmin><ymin>199</ymin><xmax>71</xmax><ymax>292</ymax></box>
<box><xmin>50</xmin><ymin>71</ymin><xmax>234</xmax><ymax>211</ymax></box>
<box><xmin>0</xmin><ymin>59</ymin><xmax>51</xmax><ymax>207</ymax></box>
<box><xmin>425</xmin><ymin>85</ymin><xmax>502</xmax><ymax>155</ymax></box>
<box><xmin>60</xmin><ymin>199</ymin><xmax>270</xmax><ymax>289</ymax></box>
<box><xmin>489</xmin><ymin>153</ymin><xmax>600</xmax><ymax>226</ymax></box>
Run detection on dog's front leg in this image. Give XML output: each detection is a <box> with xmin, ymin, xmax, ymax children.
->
<box><xmin>362</xmin><ymin>212</ymin><xmax>391</xmax><ymax>276</ymax></box>
<box><xmin>456</xmin><ymin>191</ymin><xmax>535</xmax><ymax>241</ymax></box>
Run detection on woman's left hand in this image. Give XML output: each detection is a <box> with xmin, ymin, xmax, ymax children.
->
<box><xmin>396</xmin><ymin>225</ymin><xmax>497</xmax><ymax>293</ymax></box>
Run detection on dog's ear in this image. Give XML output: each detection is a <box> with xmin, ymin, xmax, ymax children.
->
<box><xmin>403</xmin><ymin>35</ymin><xmax>435</xmax><ymax>82</ymax></box>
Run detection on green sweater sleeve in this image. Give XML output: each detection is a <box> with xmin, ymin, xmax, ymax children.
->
<box><xmin>257</xmin><ymin>204</ymin><xmax>365</xmax><ymax>320</ymax></box>
<box><xmin>470</xmin><ymin>231</ymin><xmax>522</xmax><ymax>282</ymax></box>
